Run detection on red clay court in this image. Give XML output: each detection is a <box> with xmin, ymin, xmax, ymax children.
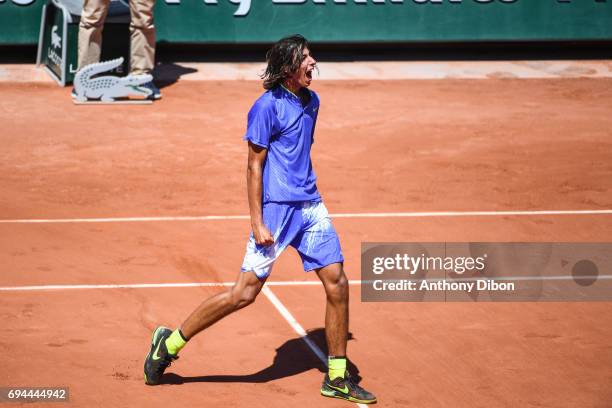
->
<box><xmin>1</xmin><ymin>61</ymin><xmax>612</xmax><ymax>407</ymax></box>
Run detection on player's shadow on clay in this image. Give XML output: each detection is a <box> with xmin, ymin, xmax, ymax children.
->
<box><xmin>160</xmin><ymin>328</ymin><xmax>363</xmax><ymax>385</ymax></box>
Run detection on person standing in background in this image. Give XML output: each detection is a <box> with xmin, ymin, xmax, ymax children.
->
<box><xmin>76</xmin><ymin>0</ymin><xmax>161</xmax><ymax>100</ymax></box>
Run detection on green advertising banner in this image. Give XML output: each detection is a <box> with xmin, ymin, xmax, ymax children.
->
<box><xmin>1</xmin><ymin>0</ymin><xmax>612</xmax><ymax>46</ymax></box>
<box><xmin>1</xmin><ymin>0</ymin><xmax>45</xmax><ymax>45</ymax></box>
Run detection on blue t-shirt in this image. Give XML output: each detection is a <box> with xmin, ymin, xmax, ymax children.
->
<box><xmin>244</xmin><ymin>86</ymin><xmax>321</xmax><ymax>203</ymax></box>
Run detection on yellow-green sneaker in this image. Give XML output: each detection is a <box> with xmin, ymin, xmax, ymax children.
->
<box><xmin>321</xmin><ymin>371</ymin><xmax>377</xmax><ymax>404</ymax></box>
<box><xmin>144</xmin><ymin>326</ymin><xmax>177</xmax><ymax>385</ymax></box>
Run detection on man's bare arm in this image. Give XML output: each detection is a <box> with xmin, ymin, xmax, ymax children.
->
<box><xmin>247</xmin><ymin>141</ymin><xmax>274</xmax><ymax>246</ymax></box>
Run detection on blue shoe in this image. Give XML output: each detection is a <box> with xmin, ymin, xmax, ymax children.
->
<box><xmin>142</xmin><ymin>81</ymin><xmax>161</xmax><ymax>100</ymax></box>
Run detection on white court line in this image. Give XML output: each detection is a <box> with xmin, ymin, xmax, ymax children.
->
<box><xmin>261</xmin><ymin>286</ymin><xmax>369</xmax><ymax>408</ymax></box>
<box><xmin>1</xmin><ymin>276</ymin><xmax>609</xmax><ymax>292</ymax></box>
<box><xmin>0</xmin><ymin>280</ymin><xmax>360</xmax><ymax>292</ymax></box>
<box><xmin>332</xmin><ymin>209</ymin><xmax>612</xmax><ymax>218</ymax></box>
<box><xmin>261</xmin><ymin>286</ymin><xmax>328</xmax><ymax>363</ymax></box>
<box><xmin>430</xmin><ymin>275</ymin><xmax>612</xmax><ymax>282</ymax></box>
<box><xmin>0</xmin><ymin>215</ymin><xmax>250</xmax><ymax>224</ymax></box>
<box><xmin>1</xmin><ymin>209</ymin><xmax>612</xmax><ymax>224</ymax></box>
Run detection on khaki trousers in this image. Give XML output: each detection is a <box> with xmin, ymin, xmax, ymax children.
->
<box><xmin>78</xmin><ymin>0</ymin><xmax>156</xmax><ymax>75</ymax></box>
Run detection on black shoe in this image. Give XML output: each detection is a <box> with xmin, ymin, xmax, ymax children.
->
<box><xmin>144</xmin><ymin>326</ymin><xmax>177</xmax><ymax>385</ymax></box>
<box><xmin>321</xmin><ymin>371</ymin><xmax>377</xmax><ymax>404</ymax></box>
<box><xmin>71</xmin><ymin>88</ymin><xmax>77</xmax><ymax>100</ymax></box>
<box><xmin>142</xmin><ymin>81</ymin><xmax>161</xmax><ymax>100</ymax></box>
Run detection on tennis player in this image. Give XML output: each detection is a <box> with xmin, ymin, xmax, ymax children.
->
<box><xmin>144</xmin><ymin>34</ymin><xmax>376</xmax><ymax>404</ymax></box>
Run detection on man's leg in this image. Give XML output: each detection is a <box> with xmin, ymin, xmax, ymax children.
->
<box><xmin>128</xmin><ymin>0</ymin><xmax>160</xmax><ymax>99</ymax></box>
<box><xmin>128</xmin><ymin>0</ymin><xmax>156</xmax><ymax>75</ymax></box>
<box><xmin>144</xmin><ymin>270</ymin><xmax>265</xmax><ymax>385</ymax></box>
<box><xmin>181</xmin><ymin>270</ymin><xmax>266</xmax><ymax>339</ymax></box>
<box><xmin>77</xmin><ymin>0</ymin><xmax>111</xmax><ymax>70</ymax></box>
<box><xmin>316</xmin><ymin>262</ymin><xmax>349</xmax><ymax>358</ymax></box>
<box><xmin>144</xmin><ymin>201</ymin><xmax>291</xmax><ymax>385</ymax></box>
<box><xmin>316</xmin><ymin>262</ymin><xmax>376</xmax><ymax>404</ymax></box>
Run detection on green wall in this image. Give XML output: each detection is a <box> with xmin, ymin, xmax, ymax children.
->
<box><xmin>2</xmin><ymin>0</ymin><xmax>612</xmax><ymax>46</ymax></box>
<box><xmin>1</xmin><ymin>0</ymin><xmax>45</xmax><ymax>45</ymax></box>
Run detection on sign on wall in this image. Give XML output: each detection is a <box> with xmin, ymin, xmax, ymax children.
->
<box><xmin>2</xmin><ymin>0</ymin><xmax>612</xmax><ymax>45</ymax></box>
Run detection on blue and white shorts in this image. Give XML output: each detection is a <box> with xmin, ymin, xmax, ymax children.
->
<box><xmin>241</xmin><ymin>201</ymin><xmax>344</xmax><ymax>279</ymax></box>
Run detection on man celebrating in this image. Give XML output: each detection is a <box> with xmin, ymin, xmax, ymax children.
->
<box><xmin>143</xmin><ymin>34</ymin><xmax>376</xmax><ymax>404</ymax></box>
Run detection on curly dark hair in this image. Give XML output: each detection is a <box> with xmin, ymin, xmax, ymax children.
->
<box><xmin>261</xmin><ymin>34</ymin><xmax>310</xmax><ymax>90</ymax></box>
